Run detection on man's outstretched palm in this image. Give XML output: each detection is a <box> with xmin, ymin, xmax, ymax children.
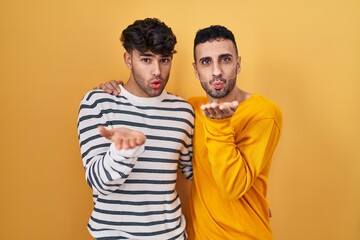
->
<box><xmin>98</xmin><ymin>126</ymin><xmax>146</xmax><ymax>150</ymax></box>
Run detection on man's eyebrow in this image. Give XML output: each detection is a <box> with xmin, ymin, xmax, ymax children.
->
<box><xmin>139</xmin><ymin>53</ymin><xmax>171</xmax><ymax>58</ymax></box>
<box><xmin>219</xmin><ymin>53</ymin><xmax>233</xmax><ymax>59</ymax></box>
<box><xmin>198</xmin><ymin>56</ymin><xmax>211</xmax><ymax>63</ymax></box>
<box><xmin>198</xmin><ymin>53</ymin><xmax>234</xmax><ymax>63</ymax></box>
<box><xmin>139</xmin><ymin>53</ymin><xmax>155</xmax><ymax>57</ymax></box>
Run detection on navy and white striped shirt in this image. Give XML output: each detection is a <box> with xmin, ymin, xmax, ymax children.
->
<box><xmin>77</xmin><ymin>85</ymin><xmax>194</xmax><ymax>239</ymax></box>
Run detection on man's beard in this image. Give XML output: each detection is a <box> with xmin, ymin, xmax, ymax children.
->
<box><xmin>201</xmin><ymin>77</ymin><xmax>236</xmax><ymax>98</ymax></box>
<box><xmin>132</xmin><ymin>68</ymin><xmax>169</xmax><ymax>97</ymax></box>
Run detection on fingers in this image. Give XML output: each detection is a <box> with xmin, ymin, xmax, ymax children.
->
<box><xmin>102</xmin><ymin>80</ymin><xmax>119</xmax><ymax>96</ymax></box>
<box><xmin>201</xmin><ymin>103</ymin><xmax>218</xmax><ymax>118</ymax></box>
<box><xmin>120</xmin><ymin>135</ymin><xmax>144</xmax><ymax>150</ymax></box>
<box><xmin>94</xmin><ymin>80</ymin><xmax>123</xmax><ymax>96</ymax></box>
<box><xmin>94</xmin><ymin>83</ymin><xmax>113</xmax><ymax>94</ymax></box>
<box><xmin>114</xmin><ymin>131</ymin><xmax>146</xmax><ymax>150</ymax></box>
<box><xmin>98</xmin><ymin>126</ymin><xmax>146</xmax><ymax>150</ymax></box>
<box><xmin>219</xmin><ymin>101</ymin><xmax>239</xmax><ymax>111</ymax></box>
<box><xmin>109</xmin><ymin>80</ymin><xmax>122</xmax><ymax>95</ymax></box>
<box><xmin>200</xmin><ymin>101</ymin><xmax>238</xmax><ymax>119</ymax></box>
<box><xmin>98</xmin><ymin>83</ymin><xmax>113</xmax><ymax>94</ymax></box>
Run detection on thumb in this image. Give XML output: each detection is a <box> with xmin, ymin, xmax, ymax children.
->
<box><xmin>98</xmin><ymin>126</ymin><xmax>112</xmax><ymax>139</ymax></box>
<box><xmin>230</xmin><ymin>101</ymin><xmax>239</xmax><ymax>109</ymax></box>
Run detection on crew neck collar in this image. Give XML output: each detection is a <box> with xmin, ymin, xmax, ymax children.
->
<box><xmin>120</xmin><ymin>85</ymin><xmax>166</xmax><ymax>104</ymax></box>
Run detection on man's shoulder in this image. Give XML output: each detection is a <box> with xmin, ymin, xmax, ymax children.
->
<box><xmin>187</xmin><ymin>96</ymin><xmax>207</xmax><ymax>107</ymax></box>
<box><xmin>246</xmin><ymin>94</ymin><xmax>282</xmax><ymax>123</ymax></box>
<box><xmin>252</xmin><ymin>94</ymin><xmax>281</xmax><ymax>112</ymax></box>
<box><xmin>81</xmin><ymin>90</ymin><xmax>119</xmax><ymax>103</ymax></box>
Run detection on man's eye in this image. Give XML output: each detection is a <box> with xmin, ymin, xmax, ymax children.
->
<box><xmin>161</xmin><ymin>58</ymin><xmax>170</xmax><ymax>63</ymax></box>
<box><xmin>222</xmin><ymin>57</ymin><xmax>231</xmax><ymax>62</ymax></box>
<box><xmin>141</xmin><ymin>58</ymin><xmax>151</xmax><ymax>63</ymax></box>
<box><xmin>200</xmin><ymin>59</ymin><xmax>210</xmax><ymax>65</ymax></box>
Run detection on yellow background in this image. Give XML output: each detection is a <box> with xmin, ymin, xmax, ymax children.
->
<box><xmin>1</xmin><ymin>0</ymin><xmax>359</xmax><ymax>239</ymax></box>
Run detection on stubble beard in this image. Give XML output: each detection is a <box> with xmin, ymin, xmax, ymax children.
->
<box><xmin>201</xmin><ymin>77</ymin><xmax>236</xmax><ymax>99</ymax></box>
<box><xmin>132</xmin><ymin>68</ymin><xmax>169</xmax><ymax>97</ymax></box>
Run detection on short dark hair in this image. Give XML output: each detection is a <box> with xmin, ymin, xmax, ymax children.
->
<box><xmin>193</xmin><ymin>25</ymin><xmax>238</xmax><ymax>60</ymax></box>
<box><xmin>120</xmin><ymin>18</ymin><xmax>177</xmax><ymax>56</ymax></box>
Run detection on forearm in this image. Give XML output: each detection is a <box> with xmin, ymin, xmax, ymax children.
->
<box><xmin>204</xmin><ymin>118</ymin><xmax>249</xmax><ymax>199</ymax></box>
<box><xmin>77</xmin><ymin>96</ymin><xmax>142</xmax><ymax>195</ymax></box>
<box><xmin>204</xmin><ymin>118</ymin><xmax>280</xmax><ymax>200</ymax></box>
<box><xmin>84</xmin><ymin>142</ymin><xmax>143</xmax><ymax>195</ymax></box>
<box><xmin>178</xmin><ymin>150</ymin><xmax>193</xmax><ymax>180</ymax></box>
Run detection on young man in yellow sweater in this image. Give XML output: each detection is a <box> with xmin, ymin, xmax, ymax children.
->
<box><xmin>96</xmin><ymin>25</ymin><xmax>282</xmax><ymax>240</ymax></box>
<box><xmin>185</xmin><ymin>25</ymin><xmax>282</xmax><ymax>240</ymax></box>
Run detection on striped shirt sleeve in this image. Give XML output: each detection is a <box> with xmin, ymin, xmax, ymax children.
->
<box><xmin>77</xmin><ymin>91</ymin><xmax>142</xmax><ymax>195</ymax></box>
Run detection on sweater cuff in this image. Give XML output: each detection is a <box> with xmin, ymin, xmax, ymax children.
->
<box><xmin>110</xmin><ymin>142</ymin><xmax>145</xmax><ymax>158</ymax></box>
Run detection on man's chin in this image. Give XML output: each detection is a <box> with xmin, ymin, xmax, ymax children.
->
<box><xmin>147</xmin><ymin>89</ymin><xmax>164</xmax><ymax>97</ymax></box>
<box><xmin>208</xmin><ymin>90</ymin><xmax>226</xmax><ymax>99</ymax></box>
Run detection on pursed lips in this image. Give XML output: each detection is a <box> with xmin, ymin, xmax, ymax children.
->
<box><xmin>150</xmin><ymin>78</ymin><xmax>163</xmax><ymax>89</ymax></box>
<box><xmin>210</xmin><ymin>78</ymin><xmax>226</xmax><ymax>89</ymax></box>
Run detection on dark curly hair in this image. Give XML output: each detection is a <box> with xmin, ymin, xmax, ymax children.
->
<box><xmin>120</xmin><ymin>18</ymin><xmax>177</xmax><ymax>56</ymax></box>
<box><xmin>193</xmin><ymin>25</ymin><xmax>238</xmax><ymax>60</ymax></box>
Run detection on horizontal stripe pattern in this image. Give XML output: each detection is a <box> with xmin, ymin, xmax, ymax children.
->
<box><xmin>77</xmin><ymin>87</ymin><xmax>194</xmax><ymax>239</ymax></box>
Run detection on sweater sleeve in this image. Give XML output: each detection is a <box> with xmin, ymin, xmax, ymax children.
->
<box><xmin>178</xmin><ymin>127</ymin><xmax>194</xmax><ymax>180</ymax></box>
<box><xmin>77</xmin><ymin>92</ymin><xmax>143</xmax><ymax>196</ymax></box>
<box><xmin>204</xmin><ymin>117</ymin><xmax>281</xmax><ymax>200</ymax></box>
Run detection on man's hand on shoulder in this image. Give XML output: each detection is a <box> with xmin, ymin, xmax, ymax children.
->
<box><xmin>93</xmin><ymin>80</ymin><xmax>123</xmax><ymax>96</ymax></box>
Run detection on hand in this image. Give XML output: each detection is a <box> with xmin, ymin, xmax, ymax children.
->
<box><xmin>93</xmin><ymin>80</ymin><xmax>123</xmax><ymax>96</ymax></box>
<box><xmin>200</xmin><ymin>101</ymin><xmax>239</xmax><ymax>119</ymax></box>
<box><xmin>98</xmin><ymin>126</ymin><xmax>146</xmax><ymax>150</ymax></box>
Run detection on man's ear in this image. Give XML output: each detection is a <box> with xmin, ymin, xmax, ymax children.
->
<box><xmin>124</xmin><ymin>52</ymin><xmax>132</xmax><ymax>69</ymax></box>
<box><xmin>237</xmin><ymin>56</ymin><xmax>241</xmax><ymax>74</ymax></box>
<box><xmin>193</xmin><ymin>62</ymin><xmax>200</xmax><ymax>79</ymax></box>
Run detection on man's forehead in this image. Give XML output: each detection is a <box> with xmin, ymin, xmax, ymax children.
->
<box><xmin>195</xmin><ymin>39</ymin><xmax>236</xmax><ymax>58</ymax></box>
<box><xmin>196</xmin><ymin>39</ymin><xmax>234</xmax><ymax>50</ymax></box>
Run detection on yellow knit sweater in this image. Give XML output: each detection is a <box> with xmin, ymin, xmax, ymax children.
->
<box><xmin>187</xmin><ymin>94</ymin><xmax>282</xmax><ymax>240</ymax></box>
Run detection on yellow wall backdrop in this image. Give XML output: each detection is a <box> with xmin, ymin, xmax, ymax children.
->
<box><xmin>1</xmin><ymin>0</ymin><xmax>359</xmax><ymax>239</ymax></box>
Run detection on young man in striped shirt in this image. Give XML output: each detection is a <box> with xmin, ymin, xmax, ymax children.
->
<box><xmin>77</xmin><ymin>18</ymin><xmax>194</xmax><ymax>239</ymax></box>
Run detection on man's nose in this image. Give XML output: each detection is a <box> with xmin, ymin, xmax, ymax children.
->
<box><xmin>152</xmin><ymin>62</ymin><xmax>161</xmax><ymax>77</ymax></box>
<box><xmin>212</xmin><ymin>62</ymin><xmax>222</xmax><ymax>77</ymax></box>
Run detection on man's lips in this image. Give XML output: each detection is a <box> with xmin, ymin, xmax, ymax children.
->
<box><xmin>213</xmin><ymin>81</ymin><xmax>224</xmax><ymax>89</ymax></box>
<box><xmin>150</xmin><ymin>79</ymin><xmax>162</xmax><ymax>89</ymax></box>
<box><xmin>211</xmin><ymin>79</ymin><xmax>226</xmax><ymax>90</ymax></box>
